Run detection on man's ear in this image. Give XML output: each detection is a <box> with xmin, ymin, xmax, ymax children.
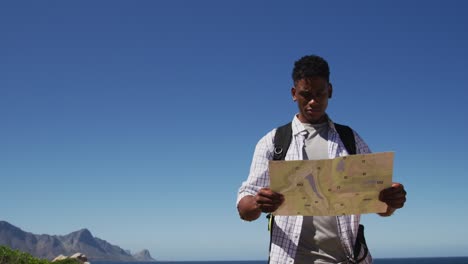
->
<box><xmin>328</xmin><ymin>83</ymin><xmax>333</xmax><ymax>99</ymax></box>
<box><xmin>291</xmin><ymin>87</ymin><xmax>297</xmax><ymax>101</ymax></box>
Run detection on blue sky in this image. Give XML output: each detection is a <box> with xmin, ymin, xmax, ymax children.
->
<box><xmin>1</xmin><ymin>1</ymin><xmax>468</xmax><ymax>261</ymax></box>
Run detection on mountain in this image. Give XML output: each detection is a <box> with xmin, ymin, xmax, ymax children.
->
<box><xmin>0</xmin><ymin>221</ymin><xmax>155</xmax><ymax>262</ymax></box>
<box><xmin>133</xmin><ymin>249</ymin><xmax>155</xmax><ymax>262</ymax></box>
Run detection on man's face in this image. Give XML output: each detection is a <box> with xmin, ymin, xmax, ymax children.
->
<box><xmin>291</xmin><ymin>77</ymin><xmax>332</xmax><ymax>124</ymax></box>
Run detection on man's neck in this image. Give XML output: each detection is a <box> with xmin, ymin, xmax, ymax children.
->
<box><xmin>297</xmin><ymin>114</ymin><xmax>328</xmax><ymax>124</ymax></box>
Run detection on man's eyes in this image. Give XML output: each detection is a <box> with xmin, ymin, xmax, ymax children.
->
<box><xmin>300</xmin><ymin>91</ymin><xmax>326</xmax><ymax>98</ymax></box>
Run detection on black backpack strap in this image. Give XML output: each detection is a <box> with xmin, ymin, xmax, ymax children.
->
<box><xmin>334</xmin><ymin>123</ymin><xmax>356</xmax><ymax>155</ymax></box>
<box><xmin>353</xmin><ymin>224</ymin><xmax>369</xmax><ymax>263</ymax></box>
<box><xmin>273</xmin><ymin>122</ymin><xmax>293</xmax><ymax>161</ymax></box>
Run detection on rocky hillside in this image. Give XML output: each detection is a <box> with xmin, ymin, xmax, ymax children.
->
<box><xmin>0</xmin><ymin>221</ymin><xmax>155</xmax><ymax>262</ymax></box>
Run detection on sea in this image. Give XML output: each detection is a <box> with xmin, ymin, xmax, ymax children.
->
<box><xmin>94</xmin><ymin>258</ymin><xmax>468</xmax><ymax>264</ymax></box>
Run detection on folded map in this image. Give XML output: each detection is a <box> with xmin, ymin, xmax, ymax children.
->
<box><xmin>269</xmin><ymin>152</ymin><xmax>394</xmax><ymax>216</ymax></box>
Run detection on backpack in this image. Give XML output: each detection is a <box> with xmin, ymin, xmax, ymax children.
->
<box><xmin>268</xmin><ymin>122</ymin><xmax>368</xmax><ymax>263</ymax></box>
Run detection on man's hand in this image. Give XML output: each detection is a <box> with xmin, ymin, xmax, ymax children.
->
<box><xmin>378</xmin><ymin>182</ymin><xmax>407</xmax><ymax>216</ymax></box>
<box><xmin>237</xmin><ymin>188</ymin><xmax>284</xmax><ymax>221</ymax></box>
<box><xmin>255</xmin><ymin>188</ymin><xmax>285</xmax><ymax>213</ymax></box>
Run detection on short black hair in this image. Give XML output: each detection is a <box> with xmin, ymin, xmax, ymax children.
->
<box><xmin>292</xmin><ymin>55</ymin><xmax>330</xmax><ymax>83</ymax></box>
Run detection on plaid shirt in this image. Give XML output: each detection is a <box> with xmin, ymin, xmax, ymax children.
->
<box><xmin>237</xmin><ymin>115</ymin><xmax>373</xmax><ymax>264</ymax></box>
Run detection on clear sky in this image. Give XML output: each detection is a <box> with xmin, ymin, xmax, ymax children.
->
<box><xmin>1</xmin><ymin>1</ymin><xmax>468</xmax><ymax>261</ymax></box>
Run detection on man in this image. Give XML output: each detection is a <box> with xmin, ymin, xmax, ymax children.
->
<box><xmin>237</xmin><ymin>55</ymin><xmax>407</xmax><ymax>264</ymax></box>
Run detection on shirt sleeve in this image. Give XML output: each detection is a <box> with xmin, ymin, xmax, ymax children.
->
<box><xmin>353</xmin><ymin>129</ymin><xmax>372</xmax><ymax>154</ymax></box>
<box><xmin>236</xmin><ymin>129</ymin><xmax>275</xmax><ymax>205</ymax></box>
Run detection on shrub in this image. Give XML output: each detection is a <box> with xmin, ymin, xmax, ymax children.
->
<box><xmin>0</xmin><ymin>245</ymin><xmax>81</xmax><ymax>264</ymax></box>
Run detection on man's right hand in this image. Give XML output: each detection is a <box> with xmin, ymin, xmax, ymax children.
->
<box><xmin>237</xmin><ymin>188</ymin><xmax>284</xmax><ymax>221</ymax></box>
<box><xmin>255</xmin><ymin>188</ymin><xmax>285</xmax><ymax>213</ymax></box>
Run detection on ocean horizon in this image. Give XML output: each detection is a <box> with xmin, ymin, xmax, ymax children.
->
<box><xmin>94</xmin><ymin>257</ymin><xmax>468</xmax><ymax>264</ymax></box>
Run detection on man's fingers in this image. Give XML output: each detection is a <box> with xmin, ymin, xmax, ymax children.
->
<box><xmin>379</xmin><ymin>182</ymin><xmax>407</xmax><ymax>210</ymax></box>
<box><xmin>385</xmin><ymin>198</ymin><xmax>406</xmax><ymax>209</ymax></box>
<box><xmin>380</xmin><ymin>184</ymin><xmax>406</xmax><ymax>199</ymax></box>
<box><xmin>258</xmin><ymin>204</ymin><xmax>278</xmax><ymax>213</ymax></box>
<box><xmin>255</xmin><ymin>194</ymin><xmax>284</xmax><ymax>206</ymax></box>
<box><xmin>257</xmin><ymin>188</ymin><xmax>284</xmax><ymax>204</ymax></box>
<box><xmin>258</xmin><ymin>188</ymin><xmax>284</xmax><ymax>199</ymax></box>
<box><xmin>255</xmin><ymin>189</ymin><xmax>285</xmax><ymax>213</ymax></box>
<box><xmin>380</xmin><ymin>192</ymin><xmax>406</xmax><ymax>201</ymax></box>
<box><xmin>382</xmin><ymin>186</ymin><xmax>406</xmax><ymax>195</ymax></box>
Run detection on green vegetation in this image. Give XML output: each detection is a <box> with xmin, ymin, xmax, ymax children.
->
<box><xmin>0</xmin><ymin>245</ymin><xmax>81</xmax><ymax>264</ymax></box>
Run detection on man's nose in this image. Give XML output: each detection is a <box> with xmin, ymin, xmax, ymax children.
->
<box><xmin>308</xmin><ymin>98</ymin><xmax>318</xmax><ymax>105</ymax></box>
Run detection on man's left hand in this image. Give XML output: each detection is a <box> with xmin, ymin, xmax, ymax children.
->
<box><xmin>378</xmin><ymin>182</ymin><xmax>407</xmax><ymax>216</ymax></box>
